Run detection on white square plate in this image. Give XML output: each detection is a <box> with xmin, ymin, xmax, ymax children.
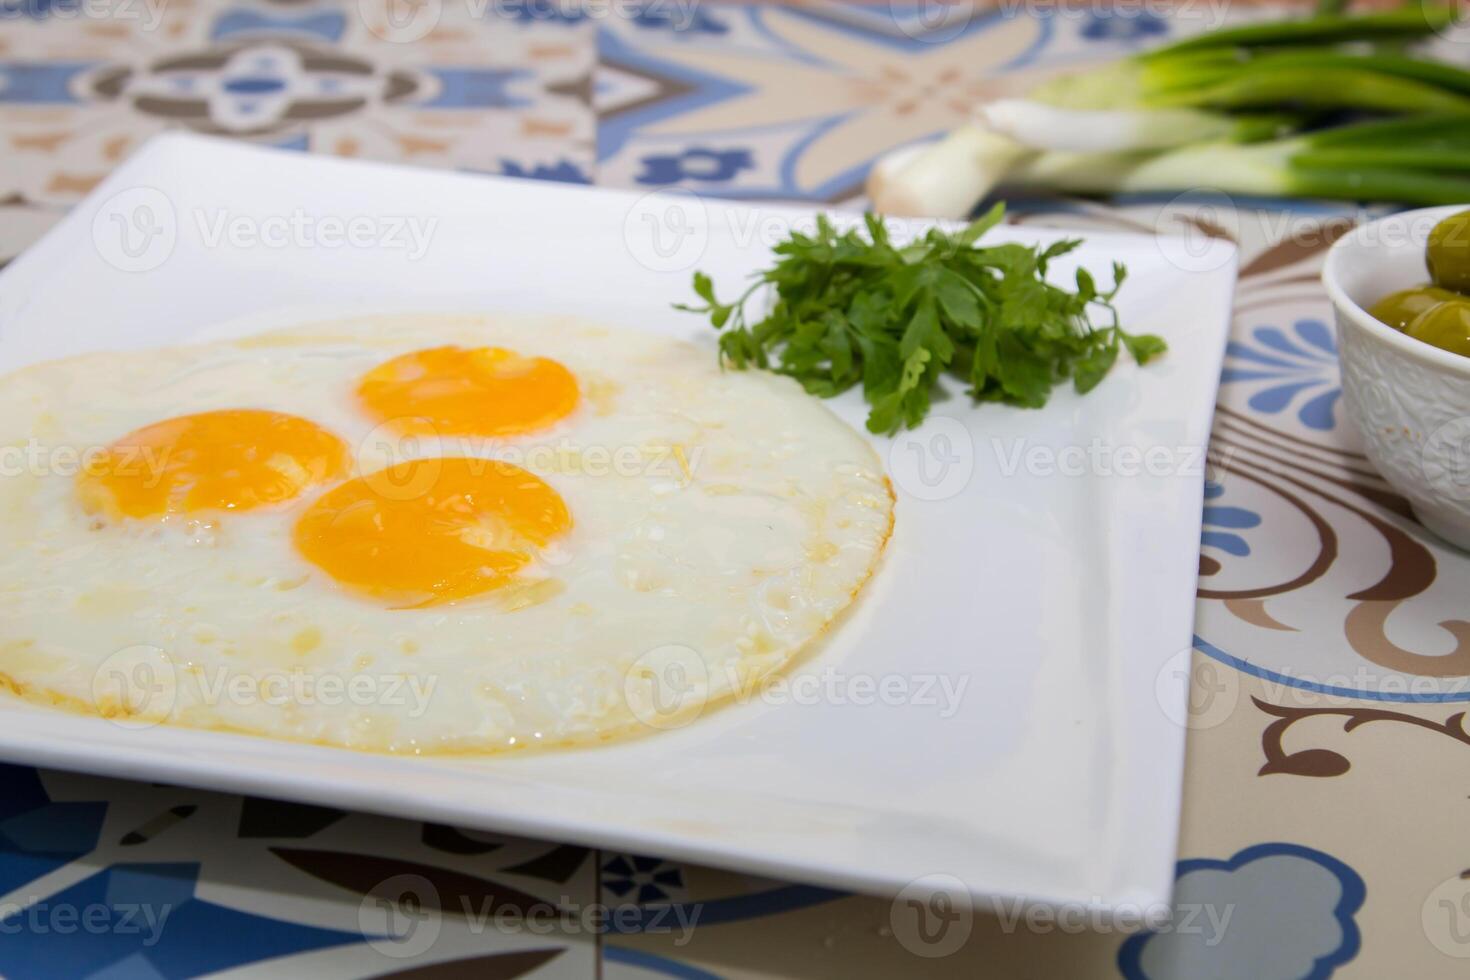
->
<box><xmin>0</xmin><ymin>134</ymin><xmax>1233</xmax><ymax>912</ymax></box>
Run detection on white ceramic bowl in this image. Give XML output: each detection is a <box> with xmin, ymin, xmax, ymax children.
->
<box><xmin>1323</xmin><ymin>205</ymin><xmax>1470</xmax><ymax>551</ymax></box>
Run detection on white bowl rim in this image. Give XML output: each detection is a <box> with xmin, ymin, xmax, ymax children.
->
<box><xmin>1321</xmin><ymin>204</ymin><xmax>1470</xmax><ymax>380</ymax></box>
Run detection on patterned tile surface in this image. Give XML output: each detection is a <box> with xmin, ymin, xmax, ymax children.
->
<box><xmin>0</xmin><ymin>0</ymin><xmax>597</xmax><ymax>244</ymax></box>
<box><xmin>3</xmin><ymin>1</ymin><xmax>1470</xmax><ymax>977</ymax></box>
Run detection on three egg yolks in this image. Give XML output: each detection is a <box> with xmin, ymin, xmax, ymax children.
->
<box><xmin>78</xmin><ymin>348</ymin><xmax>579</xmax><ymax>604</ymax></box>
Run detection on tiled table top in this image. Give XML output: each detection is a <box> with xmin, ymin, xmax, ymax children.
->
<box><xmin>2</xmin><ymin>2</ymin><xmax>1470</xmax><ymax>977</ymax></box>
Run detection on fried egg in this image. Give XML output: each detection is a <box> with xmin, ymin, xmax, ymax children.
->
<box><xmin>0</xmin><ymin>314</ymin><xmax>893</xmax><ymax>753</ymax></box>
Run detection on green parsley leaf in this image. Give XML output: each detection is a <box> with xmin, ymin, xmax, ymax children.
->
<box><xmin>677</xmin><ymin>204</ymin><xmax>1167</xmax><ymax>434</ymax></box>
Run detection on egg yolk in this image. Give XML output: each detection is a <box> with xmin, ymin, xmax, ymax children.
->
<box><xmin>357</xmin><ymin>346</ymin><xmax>579</xmax><ymax>437</ymax></box>
<box><xmin>293</xmin><ymin>456</ymin><xmax>571</xmax><ymax>606</ymax></box>
<box><xmin>79</xmin><ymin>409</ymin><xmax>350</xmax><ymax>519</ymax></box>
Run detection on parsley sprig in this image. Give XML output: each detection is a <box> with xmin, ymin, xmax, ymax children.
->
<box><xmin>676</xmin><ymin>203</ymin><xmax>1167</xmax><ymax>434</ymax></box>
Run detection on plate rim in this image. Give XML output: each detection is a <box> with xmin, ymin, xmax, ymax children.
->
<box><xmin>0</xmin><ymin>131</ymin><xmax>1238</xmax><ymax>912</ymax></box>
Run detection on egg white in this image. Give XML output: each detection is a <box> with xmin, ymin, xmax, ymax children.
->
<box><xmin>0</xmin><ymin>314</ymin><xmax>894</xmax><ymax>753</ymax></box>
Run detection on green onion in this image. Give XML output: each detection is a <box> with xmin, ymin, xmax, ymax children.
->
<box><xmin>1292</xmin><ymin>113</ymin><xmax>1470</xmax><ymax>172</ymax></box>
<box><xmin>980</xmin><ymin>95</ymin><xmax>1303</xmax><ymax>154</ymax></box>
<box><xmin>1149</xmin><ymin>64</ymin><xmax>1470</xmax><ymax>114</ymax></box>
<box><xmin>1207</xmin><ymin>49</ymin><xmax>1470</xmax><ymax>96</ymax></box>
<box><xmin>868</xmin><ymin>4</ymin><xmax>1470</xmax><ymax>218</ymax></box>
<box><xmin>1006</xmin><ymin>114</ymin><xmax>1470</xmax><ymax>205</ymax></box>
<box><xmin>1139</xmin><ymin>5</ymin><xmax>1459</xmax><ymax>55</ymax></box>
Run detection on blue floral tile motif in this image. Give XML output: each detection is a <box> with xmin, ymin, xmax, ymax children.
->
<box><xmin>596</xmin><ymin>6</ymin><xmax>1055</xmax><ymax>199</ymax></box>
<box><xmin>626</xmin><ymin>2</ymin><xmax>728</xmax><ymax>36</ymax></box>
<box><xmin>92</xmin><ymin>41</ymin><xmax>414</xmax><ymax>134</ymax></box>
<box><xmin>1201</xmin><ymin>481</ymin><xmax>1261</xmax><ymax>558</ymax></box>
<box><xmin>499</xmin><ymin>159</ymin><xmax>592</xmax><ymax>183</ymax></box>
<box><xmin>0</xmin><ymin>862</ymin><xmax>366</xmax><ymax>979</ymax></box>
<box><xmin>636</xmin><ymin>147</ymin><xmax>754</xmax><ymax>185</ymax></box>
<box><xmin>502</xmin><ymin>0</ymin><xmax>576</xmax><ymax>27</ymax></box>
<box><xmin>0</xmin><ymin>764</ymin><xmax>107</xmax><ymax>896</ymax></box>
<box><xmin>603</xmin><ymin>854</ymin><xmax>684</xmax><ymax>904</ymax></box>
<box><xmin>420</xmin><ymin>67</ymin><xmax>530</xmax><ymax>109</ymax></box>
<box><xmin>605</xmin><ymin>946</ymin><xmax>724</xmax><ymax>978</ymax></box>
<box><xmin>210</xmin><ymin>9</ymin><xmax>346</xmax><ymax>43</ymax></box>
<box><xmin>506</xmin><ymin>0</ymin><xmax>727</xmax><ymax>35</ymax></box>
<box><xmin>0</xmin><ymin>63</ymin><xmax>94</xmax><ymax>104</ymax></box>
<box><xmin>1221</xmin><ymin>319</ymin><xmax>1341</xmax><ymax>431</ymax></box>
<box><xmin>1119</xmin><ymin>842</ymin><xmax>1365</xmax><ymax>980</ymax></box>
<box><xmin>1080</xmin><ymin>8</ymin><xmax>1168</xmax><ymax>42</ymax></box>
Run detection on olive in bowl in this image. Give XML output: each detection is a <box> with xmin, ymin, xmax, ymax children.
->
<box><xmin>1323</xmin><ymin>205</ymin><xmax>1470</xmax><ymax>552</ymax></box>
<box><xmin>1368</xmin><ymin>209</ymin><xmax>1470</xmax><ymax>358</ymax></box>
<box><xmin>1368</xmin><ymin>285</ymin><xmax>1458</xmax><ymax>331</ymax></box>
<box><xmin>1406</xmin><ymin>299</ymin><xmax>1470</xmax><ymax>358</ymax></box>
<box><xmin>1428</xmin><ymin>208</ymin><xmax>1470</xmax><ymax>294</ymax></box>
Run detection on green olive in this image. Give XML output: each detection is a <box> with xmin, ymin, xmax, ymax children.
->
<box><xmin>1369</xmin><ymin>285</ymin><xmax>1459</xmax><ymax>331</ymax></box>
<box><xmin>1427</xmin><ymin>209</ymin><xmax>1470</xmax><ymax>294</ymax></box>
<box><xmin>1406</xmin><ymin>298</ymin><xmax>1470</xmax><ymax>357</ymax></box>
